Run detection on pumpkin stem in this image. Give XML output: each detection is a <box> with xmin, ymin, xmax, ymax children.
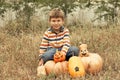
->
<box><xmin>75</xmin><ymin>66</ymin><xmax>79</xmax><ymax>72</ymax></box>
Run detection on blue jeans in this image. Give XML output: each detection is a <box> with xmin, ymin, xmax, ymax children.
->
<box><xmin>41</xmin><ymin>46</ymin><xmax>79</xmax><ymax>64</ymax></box>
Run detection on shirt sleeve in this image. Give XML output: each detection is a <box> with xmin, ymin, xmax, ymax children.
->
<box><xmin>39</xmin><ymin>31</ymin><xmax>49</xmax><ymax>53</ymax></box>
<box><xmin>61</xmin><ymin>28</ymin><xmax>71</xmax><ymax>55</ymax></box>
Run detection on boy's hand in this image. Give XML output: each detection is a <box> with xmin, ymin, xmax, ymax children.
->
<box><xmin>53</xmin><ymin>51</ymin><xmax>66</xmax><ymax>63</ymax></box>
<box><xmin>38</xmin><ymin>54</ymin><xmax>44</xmax><ymax>66</ymax></box>
<box><xmin>38</xmin><ymin>59</ymin><xmax>44</xmax><ymax>66</ymax></box>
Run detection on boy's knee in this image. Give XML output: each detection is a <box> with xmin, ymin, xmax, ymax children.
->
<box><xmin>41</xmin><ymin>48</ymin><xmax>57</xmax><ymax>63</ymax></box>
<box><xmin>71</xmin><ymin>46</ymin><xmax>79</xmax><ymax>56</ymax></box>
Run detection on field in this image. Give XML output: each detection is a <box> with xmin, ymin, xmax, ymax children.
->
<box><xmin>0</xmin><ymin>25</ymin><xmax>120</xmax><ymax>80</ymax></box>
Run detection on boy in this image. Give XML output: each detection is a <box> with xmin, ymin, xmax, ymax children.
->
<box><xmin>38</xmin><ymin>8</ymin><xmax>79</xmax><ymax>66</ymax></box>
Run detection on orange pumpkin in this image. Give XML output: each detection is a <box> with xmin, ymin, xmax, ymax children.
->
<box><xmin>54</xmin><ymin>51</ymin><xmax>65</xmax><ymax>63</ymax></box>
<box><xmin>68</xmin><ymin>56</ymin><xmax>85</xmax><ymax>77</ymax></box>
<box><xmin>44</xmin><ymin>60</ymin><xmax>55</xmax><ymax>75</ymax></box>
<box><xmin>79</xmin><ymin>44</ymin><xmax>103</xmax><ymax>74</ymax></box>
<box><xmin>61</xmin><ymin>61</ymin><xmax>68</xmax><ymax>73</ymax></box>
<box><xmin>87</xmin><ymin>53</ymin><xmax>103</xmax><ymax>74</ymax></box>
<box><xmin>80</xmin><ymin>53</ymin><xmax>103</xmax><ymax>74</ymax></box>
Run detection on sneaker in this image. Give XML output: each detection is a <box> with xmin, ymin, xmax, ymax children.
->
<box><xmin>37</xmin><ymin>65</ymin><xmax>46</xmax><ymax>76</ymax></box>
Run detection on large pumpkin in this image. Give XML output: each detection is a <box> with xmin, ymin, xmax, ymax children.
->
<box><xmin>80</xmin><ymin>56</ymin><xmax>90</xmax><ymax>71</ymax></box>
<box><xmin>68</xmin><ymin>56</ymin><xmax>85</xmax><ymax>77</ymax></box>
<box><xmin>80</xmin><ymin>53</ymin><xmax>103</xmax><ymax>74</ymax></box>
<box><xmin>79</xmin><ymin>44</ymin><xmax>103</xmax><ymax>74</ymax></box>
<box><xmin>61</xmin><ymin>61</ymin><xmax>68</xmax><ymax>73</ymax></box>
<box><xmin>54</xmin><ymin>61</ymin><xmax>68</xmax><ymax>75</ymax></box>
<box><xmin>44</xmin><ymin>60</ymin><xmax>55</xmax><ymax>75</ymax></box>
<box><xmin>87</xmin><ymin>53</ymin><xmax>103</xmax><ymax>74</ymax></box>
<box><xmin>54</xmin><ymin>62</ymin><xmax>63</xmax><ymax>75</ymax></box>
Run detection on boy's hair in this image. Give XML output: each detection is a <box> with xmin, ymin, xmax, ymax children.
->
<box><xmin>49</xmin><ymin>8</ymin><xmax>65</xmax><ymax>20</ymax></box>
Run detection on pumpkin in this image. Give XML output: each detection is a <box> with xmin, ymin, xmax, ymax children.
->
<box><xmin>44</xmin><ymin>60</ymin><xmax>55</xmax><ymax>75</ymax></box>
<box><xmin>61</xmin><ymin>61</ymin><xmax>68</xmax><ymax>73</ymax></box>
<box><xmin>87</xmin><ymin>53</ymin><xmax>103</xmax><ymax>74</ymax></box>
<box><xmin>79</xmin><ymin>44</ymin><xmax>89</xmax><ymax>57</ymax></box>
<box><xmin>37</xmin><ymin>65</ymin><xmax>46</xmax><ymax>77</ymax></box>
<box><xmin>81</xmin><ymin>55</ymin><xmax>103</xmax><ymax>74</ymax></box>
<box><xmin>54</xmin><ymin>50</ymin><xmax>65</xmax><ymax>63</ymax></box>
<box><xmin>54</xmin><ymin>62</ymin><xmax>63</xmax><ymax>75</ymax></box>
<box><xmin>79</xmin><ymin>43</ymin><xmax>103</xmax><ymax>74</ymax></box>
<box><xmin>54</xmin><ymin>61</ymin><xmax>68</xmax><ymax>75</ymax></box>
<box><xmin>68</xmin><ymin>56</ymin><xmax>85</xmax><ymax>77</ymax></box>
<box><xmin>80</xmin><ymin>56</ymin><xmax>91</xmax><ymax>71</ymax></box>
<box><xmin>79</xmin><ymin>44</ymin><xmax>90</xmax><ymax>71</ymax></box>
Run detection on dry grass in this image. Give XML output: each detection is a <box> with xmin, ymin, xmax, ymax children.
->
<box><xmin>0</xmin><ymin>25</ymin><xmax>120</xmax><ymax>80</ymax></box>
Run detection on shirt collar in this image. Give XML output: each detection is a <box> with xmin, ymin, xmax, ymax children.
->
<box><xmin>50</xmin><ymin>26</ymin><xmax>64</xmax><ymax>33</ymax></box>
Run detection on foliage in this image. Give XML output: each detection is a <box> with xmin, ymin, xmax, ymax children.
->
<box><xmin>12</xmin><ymin>1</ymin><xmax>36</xmax><ymax>27</ymax></box>
<box><xmin>0</xmin><ymin>0</ymin><xmax>12</xmax><ymax>17</ymax></box>
<box><xmin>0</xmin><ymin>0</ymin><xmax>120</xmax><ymax>28</ymax></box>
<box><xmin>93</xmin><ymin>0</ymin><xmax>120</xmax><ymax>24</ymax></box>
<box><xmin>0</xmin><ymin>0</ymin><xmax>82</xmax><ymax>17</ymax></box>
<box><xmin>0</xmin><ymin>0</ymin><xmax>36</xmax><ymax>28</ymax></box>
<box><xmin>35</xmin><ymin>0</ymin><xmax>81</xmax><ymax>16</ymax></box>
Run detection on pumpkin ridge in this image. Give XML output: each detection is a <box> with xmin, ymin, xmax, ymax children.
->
<box><xmin>88</xmin><ymin>63</ymin><xmax>90</xmax><ymax>69</ymax></box>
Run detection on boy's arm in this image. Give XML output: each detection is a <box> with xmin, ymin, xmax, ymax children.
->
<box><xmin>39</xmin><ymin>32</ymin><xmax>49</xmax><ymax>55</ymax></box>
<box><xmin>39</xmin><ymin>49</ymin><xmax>45</xmax><ymax>60</ymax></box>
<box><xmin>61</xmin><ymin>29</ymin><xmax>70</xmax><ymax>55</ymax></box>
<box><xmin>39</xmin><ymin>32</ymin><xmax>49</xmax><ymax>61</ymax></box>
<box><xmin>39</xmin><ymin>49</ymin><xmax>45</xmax><ymax>54</ymax></box>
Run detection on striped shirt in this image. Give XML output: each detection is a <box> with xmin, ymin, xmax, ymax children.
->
<box><xmin>40</xmin><ymin>26</ymin><xmax>70</xmax><ymax>54</ymax></box>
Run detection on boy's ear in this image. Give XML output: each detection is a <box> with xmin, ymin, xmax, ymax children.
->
<box><xmin>48</xmin><ymin>19</ymin><xmax>51</xmax><ymax>24</ymax></box>
<box><xmin>48</xmin><ymin>18</ymin><xmax>51</xmax><ymax>22</ymax></box>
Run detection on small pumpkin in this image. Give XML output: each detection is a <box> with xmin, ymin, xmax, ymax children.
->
<box><xmin>68</xmin><ymin>56</ymin><xmax>85</xmax><ymax>77</ymax></box>
<box><xmin>79</xmin><ymin>44</ymin><xmax>89</xmax><ymax>57</ymax></box>
<box><xmin>44</xmin><ymin>60</ymin><xmax>55</xmax><ymax>75</ymax></box>
<box><xmin>37</xmin><ymin>65</ymin><xmax>46</xmax><ymax>77</ymax></box>
<box><xmin>54</xmin><ymin>50</ymin><xmax>65</xmax><ymax>63</ymax></box>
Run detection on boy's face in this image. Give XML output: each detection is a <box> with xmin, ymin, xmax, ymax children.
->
<box><xmin>49</xmin><ymin>18</ymin><xmax>64</xmax><ymax>31</ymax></box>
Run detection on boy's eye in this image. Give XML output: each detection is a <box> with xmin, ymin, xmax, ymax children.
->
<box><xmin>52</xmin><ymin>20</ymin><xmax>56</xmax><ymax>22</ymax></box>
<box><xmin>57</xmin><ymin>20</ymin><xmax>60</xmax><ymax>22</ymax></box>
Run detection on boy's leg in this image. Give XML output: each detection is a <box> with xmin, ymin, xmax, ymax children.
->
<box><xmin>39</xmin><ymin>48</ymin><xmax>56</xmax><ymax>65</ymax></box>
<box><xmin>66</xmin><ymin>46</ymin><xmax>79</xmax><ymax>61</ymax></box>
